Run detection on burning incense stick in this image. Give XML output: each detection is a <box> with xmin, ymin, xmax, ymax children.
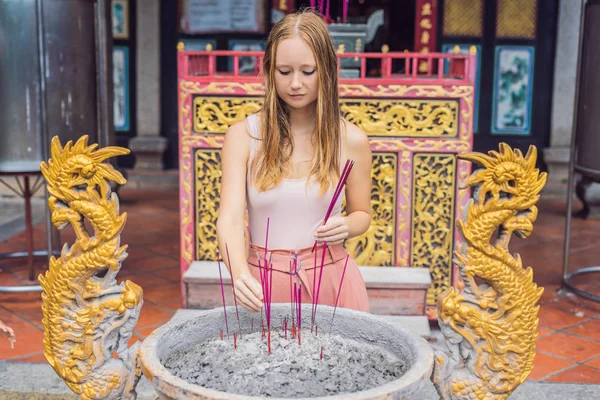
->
<box><xmin>297</xmin><ymin>284</ymin><xmax>302</xmax><ymax>345</ymax></box>
<box><xmin>311</xmin><ymin>246</ymin><xmax>318</xmax><ymax>331</ymax></box>
<box><xmin>264</xmin><ymin>218</ymin><xmax>270</xmax><ymax>269</ymax></box>
<box><xmin>217</xmin><ymin>257</ymin><xmax>229</xmax><ymax>336</ymax></box>
<box><xmin>289</xmin><ymin>260</ymin><xmax>293</xmax><ymax>316</ymax></box>
<box><xmin>225</xmin><ymin>243</ymin><xmax>242</xmax><ymax>336</ymax></box>
<box><xmin>343</xmin><ymin>0</ymin><xmax>349</xmax><ymax>23</ymax></box>
<box><xmin>329</xmin><ymin>254</ymin><xmax>350</xmax><ymax>334</ymax></box>
<box><xmin>312</xmin><ymin>241</ymin><xmax>328</xmax><ymax>332</ymax></box>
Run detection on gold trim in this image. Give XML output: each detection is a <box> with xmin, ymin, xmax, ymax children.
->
<box><xmin>341</xmin><ymin>99</ymin><xmax>459</xmax><ymax>138</ymax></box>
<box><xmin>193</xmin><ymin>97</ymin><xmax>263</xmax><ymax>134</ymax></box>
<box><xmin>195</xmin><ymin>149</ymin><xmax>222</xmax><ymax>260</ymax></box>
<box><xmin>410</xmin><ymin>153</ymin><xmax>456</xmax><ymax>306</ymax></box>
<box><xmin>433</xmin><ymin>144</ymin><xmax>547</xmax><ymax>399</ymax></box>
<box><xmin>345</xmin><ymin>152</ymin><xmax>397</xmax><ymax>266</ymax></box>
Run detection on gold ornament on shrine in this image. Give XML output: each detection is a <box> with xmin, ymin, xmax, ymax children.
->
<box><xmin>39</xmin><ymin>136</ymin><xmax>142</xmax><ymax>399</ymax></box>
<box><xmin>433</xmin><ymin>143</ymin><xmax>546</xmax><ymax>399</ymax></box>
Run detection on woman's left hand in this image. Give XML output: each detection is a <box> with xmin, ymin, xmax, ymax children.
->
<box><xmin>314</xmin><ymin>216</ymin><xmax>349</xmax><ymax>245</ymax></box>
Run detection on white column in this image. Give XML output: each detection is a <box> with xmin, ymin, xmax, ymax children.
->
<box><xmin>129</xmin><ymin>0</ymin><xmax>166</xmax><ymax>171</ymax></box>
<box><xmin>543</xmin><ymin>0</ymin><xmax>584</xmax><ymax>196</ymax></box>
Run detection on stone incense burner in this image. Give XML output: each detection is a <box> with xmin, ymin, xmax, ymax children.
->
<box><xmin>140</xmin><ymin>304</ymin><xmax>432</xmax><ymax>399</ymax></box>
<box><xmin>38</xmin><ymin>136</ymin><xmax>546</xmax><ymax>400</ymax></box>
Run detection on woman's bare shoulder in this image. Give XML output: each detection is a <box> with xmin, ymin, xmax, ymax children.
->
<box><xmin>341</xmin><ymin>119</ymin><xmax>369</xmax><ymax>152</ymax></box>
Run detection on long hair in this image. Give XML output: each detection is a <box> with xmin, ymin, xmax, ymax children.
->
<box><xmin>250</xmin><ymin>9</ymin><xmax>341</xmax><ymax>194</ymax></box>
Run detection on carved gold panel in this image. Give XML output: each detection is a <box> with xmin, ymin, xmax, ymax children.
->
<box><xmin>443</xmin><ymin>0</ymin><xmax>483</xmax><ymax>37</ymax></box>
<box><xmin>340</xmin><ymin>99</ymin><xmax>459</xmax><ymax>138</ymax></box>
<box><xmin>410</xmin><ymin>153</ymin><xmax>456</xmax><ymax>306</ymax></box>
<box><xmin>195</xmin><ymin>149</ymin><xmax>222</xmax><ymax>260</ymax></box>
<box><xmin>496</xmin><ymin>0</ymin><xmax>537</xmax><ymax>38</ymax></box>
<box><xmin>193</xmin><ymin>96</ymin><xmax>262</xmax><ymax>134</ymax></box>
<box><xmin>344</xmin><ymin>152</ymin><xmax>397</xmax><ymax>266</ymax></box>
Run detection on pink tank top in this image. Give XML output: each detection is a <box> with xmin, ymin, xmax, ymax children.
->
<box><xmin>246</xmin><ymin>114</ymin><xmax>344</xmax><ymax>250</ymax></box>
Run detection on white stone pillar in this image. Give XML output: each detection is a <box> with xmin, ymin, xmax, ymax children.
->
<box><xmin>543</xmin><ymin>0</ymin><xmax>584</xmax><ymax>196</ymax></box>
<box><xmin>129</xmin><ymin>0</ymin><xmax>167</xmax><ymax>171</ymax></box>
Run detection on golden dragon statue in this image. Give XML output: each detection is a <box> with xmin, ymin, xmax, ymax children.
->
<box><xmin>39</xmin><ymin>136</ymin><xmax>143</xmax><ymax>400</ymax></box>
<box><xmin>433</xmin><ymin>143</ymin><xmax>547</xmax><ymax>399</ymax></box>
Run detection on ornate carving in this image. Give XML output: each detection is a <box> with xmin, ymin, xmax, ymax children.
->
<box><xmin>368</xmin><ymin>139</ymin><xmax>470</xmax><ymax>153</ymax></box>
<box><xmin>341</xmin><ymin>99</ymin><xmax>459</xmax><ymax>138</ymax></box>
<box><xmin>178</xmin><ymin>81</ymin><xmax>475</xmax><ymax>287</ymax></box>
<box><xmin>410</xmin><ymin>154</ymin><xmax>456</xmax><ymax>306</ymax></box>
<box><xmin>195</xmin><ymin>149</ymin><xmax>222</xmax><ymax>261</ymax></box>
<box><xmin>193</xmin><ymin>97</ymin><xmax>262</xmax><ymax>134</ymax></box>
<box><xmin>39</xmin><ymin>136</ymin><xmax>142</xmax><ymax>399</ymax></box>
<box><xmin>396</xmin><ymin>151</ymin><xmax>412</xmax><ymax>266</ymax></box>
<box><xmin>345</xmin><ymin>152</ymin><xmax>397</xmax><ymax>266</ymax></box>
<box><xmin>433</xmin><ymin>144</ymin><xmax>546</xmax><ymax>399</ymax></box>
<box><xmin>181</xmin><ymin>136</ymin><xmax>225</xmax><ymax>267</ymax></box>
<box><xmin>339</xmin><ymin>84</ymin><xmax>473</xmax><ymax>102</ymax></box>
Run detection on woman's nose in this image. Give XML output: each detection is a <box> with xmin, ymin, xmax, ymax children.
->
<box><xmin>290</xmin><ymin>73</ymin><xmax>303</xmax><ymax>89</ymax></box>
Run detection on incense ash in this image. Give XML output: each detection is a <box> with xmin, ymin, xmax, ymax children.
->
<box><xmin>163</xmin><ymin>327</ymin><xmax>408</xmax><ymax>398</ymax></box>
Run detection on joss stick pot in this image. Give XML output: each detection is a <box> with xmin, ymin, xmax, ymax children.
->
<box><xmin>140</xmin><ymin>304</ymin><xmax>433</xmax><ymax>400</ymax></box>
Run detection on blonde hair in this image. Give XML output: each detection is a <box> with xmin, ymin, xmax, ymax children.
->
<box><xmin>250</xmin><ymin>9</ymin><xmax>341</xmax><ymax>194</ymax></box>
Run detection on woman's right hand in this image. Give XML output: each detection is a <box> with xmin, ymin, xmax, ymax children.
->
<box><xmin>233</xmin><ymin>273</ymin><xmax>264</xmax><ymax>312</ymax></box>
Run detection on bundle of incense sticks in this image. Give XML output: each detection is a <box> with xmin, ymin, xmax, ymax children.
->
<box><xmin>311</xmin><ymin>159</ymin><xmax>355</xmax><ymax>253</ymax></box>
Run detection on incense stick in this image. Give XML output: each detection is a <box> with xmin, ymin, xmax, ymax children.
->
<box><xmin>329</xmin><ymin>254</ymin><xmax>350</xmax><ymax>334</ymax></box>
<box><xmin>225</xmin><ymin>243</ymin><xmax>242</xmax><ymax>336</ymax></box>
<box><xmin>217</xmin><ymin>258</ymin><xmax>229</xmax><ymax>336</ymax></box>
<box><xmin>312</xmin><ymin>241</ymin><xmax>328</xmax><ymax>331</ymax></box>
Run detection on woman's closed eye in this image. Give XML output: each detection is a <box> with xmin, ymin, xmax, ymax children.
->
<box><xmin>277</xmin><ymin>69</ymin><xmax>315</xmax><ymax>76</ymax></box>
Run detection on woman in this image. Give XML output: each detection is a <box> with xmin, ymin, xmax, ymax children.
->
<box><xmin>216</xmin><ymin>9</ymin><xmax>372</xmax><ymax>314</ymax></box>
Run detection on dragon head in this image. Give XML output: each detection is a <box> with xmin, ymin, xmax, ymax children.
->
<box><xmin>40</xmin><ymin>136</ymin><xmax>129</xmax><ymax>205</ymax></box>
<box><xmin>459</xmin><ymin>143</ymin><xmax>547</xmax><ymax>238</ymax></box>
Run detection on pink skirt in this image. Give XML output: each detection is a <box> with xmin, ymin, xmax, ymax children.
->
<box><xmin>247</xmin><ymin>242</ymin><xmax>370</xmax><ymax>313</ymax></box>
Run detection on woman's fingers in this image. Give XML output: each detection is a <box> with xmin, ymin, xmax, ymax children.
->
<box><xmin>235</xmin><ymin>290</ymin><xmax>257</xmax><ymax>312</ymax></box>
<box><xmin>316</xmin><ymin>232</ymin><xmax>347</xmax><ymax>243</ymax></box>
<box><xmin>235</xmin><ymin>279</ymin><xmax>263</xmax><ymax>311</ymax></box>
<box><xmin>241</xmin><ymin>274</ymin><xmax>264</xmax><ymax>301</ymax></box>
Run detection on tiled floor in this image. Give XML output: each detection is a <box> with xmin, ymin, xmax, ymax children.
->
<box><xmin>1</xmin><ymin>189</ymin><xmax>599</xmax><ymax>385</ymax></box>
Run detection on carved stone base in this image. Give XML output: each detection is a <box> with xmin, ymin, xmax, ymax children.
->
<box><xmin>575</xmin><ymin>177</ymin><xmax>600</xmax><ymax>219</ymax></box>
<box><xmin>129</xmin><ymin>136</ymin><xmax>167</xmax><ymax>171</ymax></box>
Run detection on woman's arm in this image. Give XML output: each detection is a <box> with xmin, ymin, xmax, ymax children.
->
<box><xmin>314</xmin><ymin>121</ymin><xmax>372</xmax><ymax>244</ymax></box>
<box><xmin>216</xmin><ymin>120</ymin><xmax>263</xmax><ymax>311</ymax></box>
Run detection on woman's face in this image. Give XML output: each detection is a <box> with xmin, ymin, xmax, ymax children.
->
<box><xmin>274</xmin><ymin>37</ymin><xmax>318</xmax><ymax>110</ymax></box>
